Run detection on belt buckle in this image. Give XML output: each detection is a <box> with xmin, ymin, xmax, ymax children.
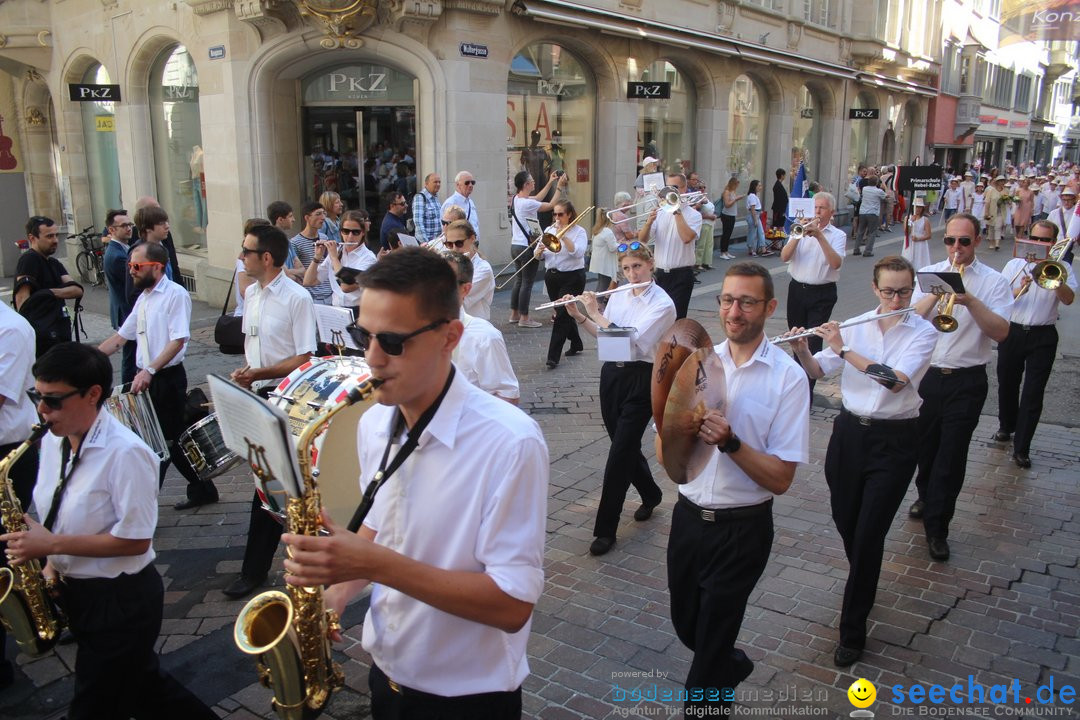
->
<box><xmin>701</xmin><ymin>509</ymin><xmax>716</xmax><ymax>522</ymax></box>
<box><xmin>857</xmin><ymin>415</ymin><xmax>871</xmax><ymax>427</ymax></box>
<box><xmin>388</xmin><ymin>678</ymin><xmax>402</xmax><ymax>694</ymax></box>
<box><xmin>939</xmin><ymin>368</ymin><xmax>953</xmax><ymax>375</ymax></box>
<box><xmin>615</xmin><ymin>362</ymin><xmax>626</xmax><ymax>368</ymax></box>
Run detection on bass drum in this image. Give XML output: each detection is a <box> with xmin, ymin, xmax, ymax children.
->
<box><xmin>268</xmin><ymin>356</ymin><xmax>377</xmax><ymax>527</ymax></box>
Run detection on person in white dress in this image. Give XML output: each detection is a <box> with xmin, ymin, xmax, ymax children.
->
<box><xmin>903</xmin><ymin>198</ymin><xmax>932</xmax><ymax>270</ymax></box>
<box><xmin>588</xmin><ymin>212</ymin><xmax>620</xmax><ymax>293</ymax></box>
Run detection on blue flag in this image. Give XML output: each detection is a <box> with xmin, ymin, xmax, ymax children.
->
<box><xmin>785</xmin><ymin>162</ymin><xmax>807</xmax><ymax>233</ymax></box>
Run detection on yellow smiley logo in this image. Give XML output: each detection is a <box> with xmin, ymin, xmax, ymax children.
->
<box><xmin>848</xmin><ymin>678</ymin><xmax>876</xmax><ymax>708</ymax></box>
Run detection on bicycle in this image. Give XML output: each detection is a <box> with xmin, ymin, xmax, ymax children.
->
<box><xmin>73</xmin><ymin>224</ymin><xmax>106</xmax><ymax>287</ymax></box>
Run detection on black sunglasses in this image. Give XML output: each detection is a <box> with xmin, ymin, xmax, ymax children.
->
<box><xmin>347</xmin><ymin>319</ymin><xmax>450</xmax><ymax>356</ymax></box>
<box><xmin>943</xmin><ymin>236</ymin><xmax>973</xmax><ymax>247</ymax></box>
<box><xmin>444</xmin><ymin>239</ymin><xmax>467</xmax><ymax>249</ymax></box>
<box><xmin>463</xmin><ymin>180</ymin><xmax>477</xmax><ymax>186</ymax></box>
<box><xmin>441</xmin><ymin>220</ymin><xmax>452</xmax><ymax>225</ymax></box>
<box><xmin>341</xmin><ymin>227</ymin><xmax>364</xmax><ymax>236</ymax></box>
<box><xmin>27</xmin><ymin>388</ymin><xmax>82</xmax><ymax>410</ymax></box>
<box><xmin>240</xmin><ymin>245</ymin><xmax>264</xmax><ymax>255</ymax></box>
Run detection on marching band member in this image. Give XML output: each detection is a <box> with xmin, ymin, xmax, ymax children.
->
<box><xmin>443</xmin><ymin>220</ymin><xmax>494</xmax><ymax>320</ymax></box>
<box><xmin>537</xmin><ymin>200</ymin><xmax>588</xmax><ymax>368</ymax></box>
<box><xmin>908</xmin><ymin>213</ymin><xmax>1013</xmax><ymax>561</ymax></box>
<box><xmin>669</xmin><ymin>263</ymin><xmax>809</xmax><ymax>715</ymax></box>
<box><xmin>995</xmin><ymin>220</ymin><xmax>1075</xmax><ymax>468</ymax></box>
<box><xmin>282</xmin><ymin>248</ymin><xmax>547</xmax><ymax>720</ymax></box>
<box><xmin>638</xmin><ymin>173</ymin><xmax>702</xmax><ymax>319</ymax></box>
<box><xmin>302</xmin><ymin>210</ymin><xmax>377</xmax><ymax>310</ymax></box>
<box><xmin>787</xmin><ymin>256</ymin><xmax>937</xmax><ymax>668</ymax></box>
<box><xmin>1</xmin><ymin>343</ymin><xmax>216</xmax><ymax>720</ymax></box>
<box><xmin>564</xmin><ymin>243</ymin><xmax>676</xmax><ymax>556</ymax></box>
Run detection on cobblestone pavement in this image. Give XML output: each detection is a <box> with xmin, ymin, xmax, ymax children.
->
<box><xmin>2</xmin><ymin>226</ymin><xmax>1078</xmax><ymax>719</ymax></box>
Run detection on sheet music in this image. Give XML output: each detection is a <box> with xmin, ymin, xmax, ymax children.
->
<box><xmin>396</xmin><ymin>233</ymin><xmax>419</xmax><ymax>248</ymax></box>
<box><xmin>314</xmin><ymin>304</ymin><xmax>359</xmax><ymax>349</ymax></box>
<box><xmin>917</xmin><ymin>271</ymin><xmax>966</xmax><ymax>295</ymax></box>
<box><xmin>207</xmin><ymin>374</ymin><xmax>302</xmax><ymax>500</ymax></box>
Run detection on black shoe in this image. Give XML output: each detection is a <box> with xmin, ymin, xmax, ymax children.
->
<box><xmin>908</xmin><ymin>499</ymin><xmax>925</xmax><ymax>519</ymax></box>
<box><xmin>927</xmin><ymin>537</ymin><xmax>950</xmax><ymax>561</ymax></box>
<box><xmin>546</xmin><ymin>360</ymin><xmax>558</xmax><ymax>369</ymax></box>
<box><xmin>174</xmin><ymin>497</ymin><xmax>218</xmax><ymax>511</ymax></box>
<box><xmin>833</xmin><ymin>645</ymin><xmax>863</xmax><ymax>668</ymax></box>
<box><xmin>223</xmin><ymin>573</ymin><xmax>266</xmax><ymax>599</ymax></box>
<box><xmin>57</xmin><ymin>628</ymin><xmax>76</xmax><ymax>645</ymax></box>
<box><xmin>589</xmin><ymin>536</ymin><xmax>616</xmax><ymax>556</ymax></box>
<box><xmin>731</xmin><ymin>649</ymin><xmax>754</xmax><ymax>684</ymax></box>
<box><xmin>633</xmin><ymin>503</ymin><xmax>658</xmax><ymax>521</ymax></box>
<box><xmin>862</xmin><ymin>251</ymin><xmax>874</xmax><ymax>257</ymax></box>
<box><xmin>992</xmin><ymin>430</ymin><xmax>1012</xmax><ymax>442</ymax></box>
<box><xmin>1013</xmin><ymin>453</ymin><xmax>1032</xmax><ymax>469</ymax></box>
<box><xmin>566</xmin><ymin>348</ymin><xmax>583</xmax><ymax>357</ymax></box>
<box><xmin>853</xmin><ymin>248</ymin><xmax>862</xmax><ymax>256</ymax></box>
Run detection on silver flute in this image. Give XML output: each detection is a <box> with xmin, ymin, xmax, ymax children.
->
<box><xmin>770</xmin><ymin>307</ymin><xmax>916</xmax><ymax>344</ymax></box>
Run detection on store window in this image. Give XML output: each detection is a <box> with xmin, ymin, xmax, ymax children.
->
<box><xmin>727</xmin><ymin>75</ymin><xmax>766</xmax><ymax>186</ymax></box>
<box><xmin>149</xmin><ymin>44</ymin><xmax>205</xmax><ymax>250</ymax></box>
<box><xmin>848</xmin><ymin>93</ymin><xmax>872</xmax><ymax>181</ymax></box>
<box><xmin>507</xmin><ymin>43</ymin><xmax>595</xmax><ymax>220</ymax></box>
<box><xmin>79</xmin><ymin>63</ymin><xmax>121</xmax><ymax>228</ymax></box>
<box><xmin>792</xmin><ymin>85</ymin><xmax>821</xmax><ymax>181</ymax></box>
<box><xmin>630</xmin><ymin>60</ymin><xmax>694</xmax><ymax>174</ymax></box>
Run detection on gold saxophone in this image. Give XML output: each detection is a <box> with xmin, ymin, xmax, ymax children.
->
<box><xmin>234</xmin><ymin>380</ymin><xmax>380</xmax><ymax>720</ymax></box>
<box><xmin>0</xmin><ymin>422</ymin><xmax>65</xmax><ymax>657</ymax></box>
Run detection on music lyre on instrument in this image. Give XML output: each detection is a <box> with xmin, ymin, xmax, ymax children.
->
<box><xmin>769</xmin><ymin>307</ymin><xmax>916</xmax><ymax>345</ymax></box>
<box><xmin>1027</xmin><ymin>237</ymin><xmax>1074</xmax><ymax>295</ymax></box>
<box><xmin>533</xmin><ymin>281</ymin><xmax>653</xmax><ymax>310</ymax></box>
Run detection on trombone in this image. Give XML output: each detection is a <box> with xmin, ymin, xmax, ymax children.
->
<box><xmin>1029</xmin><ymin>238</ymin><xmax>1074</xmax><ymax>294</ymax></box>
<box><xmin>932</xmin><ymin>263</ymin><xmax>965</xmax><ymax>333</ymax></box>
<box><xmin>495</xmin><ymin>206</ymin><xmax>597</xmax><ymax>290</ymax></box>
<box><xmin>605</xmin><ymin>186</ymin><xmax>708</xmax><ymax>225</ymax></box>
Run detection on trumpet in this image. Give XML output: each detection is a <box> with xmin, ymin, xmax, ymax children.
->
<box><xmin>496</xmin><ymin>206</ymin><xmax>597</xmax><ymax>290</ymax></box>
<box><xmin>932</xmin><ymin>263</ymin><xmax>965</xmax><ymax>333</ymax></box>
<box><xmin>606</xmin><ymin>187</ymin><xmax>708</xmax><ymax>225</ymax></box>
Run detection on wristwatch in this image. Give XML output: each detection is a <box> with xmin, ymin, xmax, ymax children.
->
<box><xmin>718</xmin><ymin>433</ymin><xmax>741</xmax><ymax>454</ymax></box>
<box><xmin>839</xmin><ymin>345</ymin><xmax>851</xmax><ymax>359</ymax></box>
<box><xmin>145</xmin><ymin>366</ymin><xmax>157</xmax><ymax>376</ymax></box>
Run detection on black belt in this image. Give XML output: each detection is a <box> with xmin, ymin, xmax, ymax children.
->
<box><xmin>1010</xmin><ymin>321</ymin><xmax>1055</xmax><ymax>332</ymax></box>
<box><xmin>605</xmin><ymin>360</ymin><xmax>651</xmax><ymax>369</ymax></box>
<box><xmin>678</xmin><ymin>495</ymin><xmax>772</xmax><ymax>522</ymax></box>
<box><xmin>371</xmin><ymin>663</ymin><xmax>519</xmax><ymax>702</ymax></box>
<box><xmin>545</xmin><ymin>267</ymin><xmax>583</xmax><ymax>274</ymax></box>
<box><xmin>839</xmin><ymin>408</ymin><xmax>918</xmax><ymax>429</ymax></box>
<box><xmin>790</xmin><ymin>280</ymin><xmax>836</xmax><ymax>290</ymax></box>
<box><xmin>60</xmin><ymin>563</ymin><xmax>156</xmax><ymax>592</ymax></box>
<box><xmin>151</xmin><ymin>363</ymin><xmax>184</xmax><ymax>377</ymax></box>
<box><xmin>928</xmin><ymin>364</ymin><xmax>986</xmax><ymax>376</ymax></box>
<box><xmin>656</xmin><ymin>265</ymin><xmax>693</xmax><ymax>273</ymax></box>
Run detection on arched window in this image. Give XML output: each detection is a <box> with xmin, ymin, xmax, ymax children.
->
<box><xmin>630</xmin><ymin>60</ymin><xmax>694</xmax><ymax>174</ymax></box>
<box><xmin>727</xmin><ymin>75</ymin><xmax>766</xmax><ymax>186</ymax></box>
<box><xmin>848</xmin><ymin>92</ymin><xmax>873</xmax><ymax>181</ymax></box>
<box><xmin>792</xmin><ymin>85</ymin><xmax>822</xmax><ymax>182</ymax></box>
<box><xmin>507</xmin><ymin>43</ymin><xmax>595</xmax><ymax>218</ymax></box>
<box><xmin>149</xmin><ymin>44</ymin><xmax>205</xmax><ymax>249</ymax></box>
<box><xmin>79</xmin><ymin>63</ymin><xmax>121</xmax><ymax>227</ymax></box>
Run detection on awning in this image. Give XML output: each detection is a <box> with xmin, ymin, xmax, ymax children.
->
<box><xmin>856</xmin><ymin>71</ymin><xmax>939</xmax><ymax>98</ymax></box>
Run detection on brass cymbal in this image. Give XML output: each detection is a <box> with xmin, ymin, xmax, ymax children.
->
<box><xmin>650</xmin><ymin>318</ymin><xmax>713</xmax><ymax>435</ymax></box>
<box><xmin>660</xmin><ymin>347</ymin><xmax>726</xmax><ymax>485</ymax></box>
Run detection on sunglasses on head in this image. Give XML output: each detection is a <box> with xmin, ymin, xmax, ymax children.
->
<box><xmin>27</xmin><ymin>388</ymin><xmax>82</xmax><ymax>410</ymax></box>
<box><xmin>444</xmin><ymin>239</ymin><xmax>467</xmax><ymax>249</ymax></box>
<box><xmin>617</xmin><ymin>242</ymin><xmax>643</xmax><ymax>253</ymax></box>
<box><xmin>347</xmin><ymin>319</ymin><xmax>450</xmax><ymax>356</ymax></box>
<box><xmin>943</xmin><ymin>236</ymin><xmax>973</xmax><ymax>247</ymax></box>
<box><xmin>128</xmin><ymin>261</ymin><xmax>163</xmax><ymax>271</ymax></box>
<box><xmin>441</xmin><ymin>219</ymin><xmax>452</xmax><ymax>225</ymax></box>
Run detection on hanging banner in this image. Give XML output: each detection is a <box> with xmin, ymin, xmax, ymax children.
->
<box><xmin>1001</xmin><ymin>0</ymin><xmax>1080</xmax><ymax>44</ymax></box>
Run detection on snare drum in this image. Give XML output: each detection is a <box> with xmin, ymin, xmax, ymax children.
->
<box><xmin>105</xmin><ymin>385</ymin><xmax>169</xmax><ymax>462</ymax></box>
<box><xmin>179</xmin><ymin>413</ymin><xmax>243</xmax><ymax>482</ymax></box>
<box><xmin>262</xmin><ymin>356</ymin><xmax>378</xmax><ymax>526</ymax></box>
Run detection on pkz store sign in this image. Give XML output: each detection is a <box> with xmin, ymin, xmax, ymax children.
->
<box><xmin>849</xmin><ymin>108</ymin><xmax>880</xmax><ymax>119</ymax></box>
<box><xmin>303</xmin><ymin>64</ymin><xmax>414</xmax><ymax>104</ymax></box>
<box><xmin>68</xmin><ymin>84</ymin><xmax>121</xmax><ymax>102</ymax></box>
<box><xmin>627</xmin><ymin>82</ymin><xmax>671</xmax><ymax>99</ymax></box>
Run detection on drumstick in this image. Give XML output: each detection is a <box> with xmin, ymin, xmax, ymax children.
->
<box><xmin>534</xmin><ymin>281</ymin><xmax>653</xmax><ymax>310</ymax></box>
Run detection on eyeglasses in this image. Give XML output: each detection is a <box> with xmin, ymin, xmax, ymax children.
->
<box><xmin>943</xmin><ymin>236</ymin><xmax>973</xmax><ymax>247</ymax></box>
<box><xmin>463</xmin><ymin>180</ymin><xmax>476</xmax><ymax>186</ymax></box>
<box><xmin>112</xmin><ymin>222</ymin><xmax>135</xmax><ymax>229</ymax></box>
<box><xmin>441</xmin><ymin>220</ymin><xmax>452</xmax><ymax>226</ymax></box>
<box><xmin>876</xmin><ymin>287</ymin><xmax>914</xmax><ymax>299</ymax></box>
<box><xmin>717</xmin><ymin>295</ymin><xmax>766</xmax><ymax>311</ymax></box>
<box><xmin>27</xmin><ymin>388</ymin><xmax>82</xmax><ymax>410</ymax></box>
<box><xmin>240</xmin><ymin>245</ymin><xmax>264</xmax><ymax>256</ymax></box>
<box><xmin>128</xmin><ymin>261</ymin><xmax>163</xmax><ymax>271</ymax></box>
<box><xmin>444</xmin><ymin>239</ymin><xmax>467</xmax><ymax>249</ymax></box>
<box><xmin>341</xmin><ymin>227</ymin><xmax>364</xmax><ymax>236</ymax></box>
<box><xmin>347</xmin><ymin>319</ymin><xmax>450</xmax><ymax>356</ymax></box>
<box><xmin>617</xmin><ymin>242</ymin><xmax>643</xmax><ymax>253</ymax></box>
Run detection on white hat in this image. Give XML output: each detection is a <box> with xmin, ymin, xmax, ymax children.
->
<box><xmin>913</xmin><ymin>197</ymin><xmax>926</xmax><ymax>207</ymax></box>
<box><xmin>963</xmin><ymin>171</ymin><xmax>973</xmax><ymax>177</ymax></box>
<box><xmin>1061</xmin><ymin>187</ymin><xmax>1077</xmax><ymax>197</ymax></box>
<box><xmin>641</xmin><ymin>156</ymin><xmax>659</xmax><ymax>167</ymax></box>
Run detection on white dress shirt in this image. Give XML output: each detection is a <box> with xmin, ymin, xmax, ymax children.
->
<box><xmin>118</xmin><ymin>276</ymin><xmax>191</xmax><ymax>370</ymax></box>
<box><xmin>441</xmin><ymin>192</ymin><xmax>480</xmax><ymax>238</ymax></box>
<box><xmin>1002</xmin><ymin>256</ymin><xmax>1078</xmax><ymax>326</ymax></box>
<box><xmin>786</xmin><ymin>224</ymin><xmax>847</xmax><ymax>284</ymax></box>
<box><xmin>0</xmin><ymin>303</ymin><xmax>37</xmax><ymax>445</ymax></box>
<box><xmin>243</xmin><ymin>270</ymin><xmax>318</xmax><ymax>371</ymax></box>
<box><xmin>539</xmin><ymin>225</ymin><xmax>586</xmax><ymax>272</ymax></box>
<box><xmin>649</xmin><ymin>205</ymin><xmax>703</xmax><ymax>271</ymax></box>
<box><xmin>464</xmin><ymin>256</ymin><xmax>494</xmax><ymax>320</ymax></box>
<box><xmin>913</xmin><ymin>258</ymin><xmax>1014</xmax><ymax>368</ymax></box>
<box><xmin>603</xmin><ymin>282</ymin><xmax>676</xmax><ymax>362</ymax></box>
<box><xmin>33</xmin><ymin>410</ymin><xmax>158</xmax><ymax>579</ymax></box>
<box><xmin>943</xmin><ymin>187</ymin><xmax>962</xmax><ymax>211</ymax></box>
<box><xmin>308</xmin><ymin>244</ymin><xmax>377</xmax><ymax>307</ymax></box>
<box><xmin>357</xmin><ymin>372</ymin><xmax>547</xmax><ymax>695</ymax></box>
<box><xmin>680</xmin><ymin>336</ymin><xmax>809</xmax><ymax>509</ymax></box>
<box><xmin>233</xmin><ymin>259</ymin><xmax>246</xmax><ymax>317</ymax></box>
<box><xmin>510</xmin><ymin>197</ymin><xmax>542</xmax><ymax>246</ymax></box>
<box><xmin>814</xmin><ymin>309</ymin><xmax>938</xmax><ymax>419</ymax></box>
<box><xmin>1041</xmin><ymin>188</ymin><xmax>1060</xmax><ymax>214</ymax></box>
<box><xmin>1048</xmin><ymin>205</ymin><xmax>1078</xmax><ymax>241</ymax></box>
<box><xmin>960</xmin><ymin>181</ymin><xmax>976</xmax><ymax>211</ymax></box>
<box><xmin>453</xmin><ymin>311</ymin><xmax>519</xmax><ymax>400</ymax></box>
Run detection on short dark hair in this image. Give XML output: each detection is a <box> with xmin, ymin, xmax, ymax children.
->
<box><xmin>243</xmin><ymin>217</ymin><xmax>271</xmax><ymax>237</ymax></box>
<box><xmin>446</xmin><ymin>251</ymin><xmax>474</xmax><ymax>285</ymax></box>
<box><xmin>667</xmin><ymin>173</ymin><xmax>687</xmax><ymax>187</ymax></box>
<box><xmin>514</xmin><ymin>171</ymin><xmax>531</xmax><ymax>192</ymax></box>
<box><xmin>134</xmin><ymin>241</ymin><xmax>170</xmax><ymax>266</ymax></box>
<box><xmin>1029</xmin><ymin>219</ymin><xmax>1058</xmax><ymax>240</ymax></box>
<box><xmin>300</xmin><ymin>201</ymin><xmax>323</xmax><ymax>219</ymax></box>
<box><xmin>360</xmin><ymin>247</ymin><xmax>459</xmax><ymax>322</ymax></box>
<box><xmin>872</xmin><ymin>255</ymin><xmax>915</xmax><ymax>286</ymax></box>
<box><xmin>724</xmin><ymin>262</ymin><xmax>774</xmax><ymax>302</ymax></box>
<box><xmin>776</xmin><ymin>168</ymin><xmax>786</xmax><ymax>179</ymax></box>
<box><xmin>267</xmin><ymin>201</ymin><xmax>292</xmax><ymax>224</ymax></box>
<box><xmin>248</xmin><ymin>224</ymin><xmax>288</xmax><ymax>267</ymax></box>
<box><xmin>106</xmin><ymin>209</ymin><xmax>129</xmax><ymax>228</ymax></box>
<box><xmin>25</xmin><ymin>216</ymin><xmax>56</xmax><ymax>238</ymax></box>
<box><xmin>135</xmin><ymin>205</ymin><xmax>169</xmax><ymax>234</ymax></box>
<box><xmin>33</xmin><ymin>342</ymin><xmax>113</xmax><ymax>409</ymax></box>
<box><xmin>946</xmin><ymin>212</ymin><xmax>981</xmax><ymax>240</ymax></box>
<box><xmin>445</xmin><ymin>219</ymin><xmax>475</xmax><ymax>240</ymax></box>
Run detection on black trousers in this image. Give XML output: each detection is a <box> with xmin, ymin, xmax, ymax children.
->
<box><xmin>915</xmin><ymin>366</ymin><xmax>988</xmax><ymax>540</ymax></box>
<box><xmin>509</xmin><ymin>246</ymin><xmax>539</xmax><ymax>315</ymax></box>
<box><xmin>60</xmin><ymin>565</ymin><xmax>217</xmax><ymax>720</ymax></box>
<box><xmin>544</xmin><ymin>268</ymin><xmax>586</xmax><ymax>364</ymax></box>
<box><xmin>826</xmin><ymin>411</ymin><xmax>918</xmax><ymax>649</ymax></box>
<box><xmin>719</xmin><ymin>214</ymin><xmax>736</xmax><ymax>253</ymax></box>
<box><xmin>787</xmin><ymin>280</ymin><xmax>838</xmax><ymax>399</ymax></box>
<box><xmin>0</xmin><ymin>439</ymin><xmax>38</xmax><ymax>671</ymax></box>
<box><xmin>369</xmin><ymin>663</ymin><xmax>521</xmax><ymax>720</ymax></box>
<box><xmin>149</xmin><ymin>364</ymin><xmax>218</xmax><ymax>503</ymax></box>
<box><xmin>668</xmin><ymin>497</ymin><xmax>773</xmax><ymax>708</ymax></box>
<box><xmin>997</xmin><ymin>322</ymin><xmax>1057</xmax><ymax>456</ymax></box>
<box><xmin>655</xmin><ymin>265</ymin><xmax>695</xmax><ymax>319</ymax></box>
<box><xmin>593</xmin><ymin>362</ymin><xmax>663</xmax><ymax>539</ymax></box>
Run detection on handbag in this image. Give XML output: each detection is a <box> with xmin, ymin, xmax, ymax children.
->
<box><xmin>214</xmin><ymin>270</ymin><xmax>245</xmax><ymax>355</ymax></box>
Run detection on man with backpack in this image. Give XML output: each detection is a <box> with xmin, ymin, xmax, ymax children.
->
<box><xmin>12</xmin><ymin>216</ymin><xmax>84</xmax><ymax>356</ymax></box>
